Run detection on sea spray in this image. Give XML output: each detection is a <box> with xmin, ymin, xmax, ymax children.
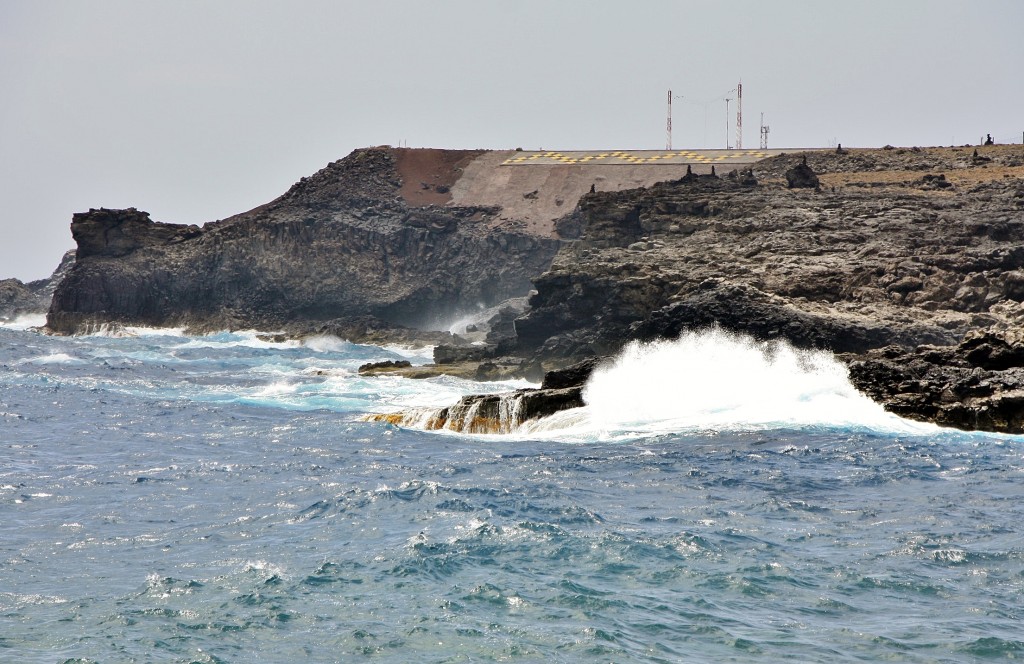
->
<box><xmin>0</xmin><ymin>313</ymin><xmax>47</xmax><ymax>330</ymax></box>
<box><xmin>381</xmin><ymin>328</ymin><xmax>938</xmax><ymax>439</ymax></box>
<box><xmin>580</xmin><ymin>328</ymin><xmax>932</xmax><ymax>436</ymax></box>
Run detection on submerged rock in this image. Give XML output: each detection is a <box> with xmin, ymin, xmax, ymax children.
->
<box><xmin>358</xmin><ymin>360</ymin><xmax>412</xmax><ymax>374</ymax></box>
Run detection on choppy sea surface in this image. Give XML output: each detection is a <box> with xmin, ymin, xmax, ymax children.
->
<box><xmin>2</xmin><ymin>316</ymin><xmax>1023</xmax><ymax>663</ymax></box>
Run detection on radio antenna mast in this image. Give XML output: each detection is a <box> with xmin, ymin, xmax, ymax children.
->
<box><xmin>666</xmin><ymin>89</ymin><xmax>672</xmax><ymax>150</ymax></box>
<box><xmin>736</xmin><ymin>80</ymin><xmax>743</xmax><ymax>150</ymax></box>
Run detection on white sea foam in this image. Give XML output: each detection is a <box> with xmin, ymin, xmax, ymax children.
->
<box><xmin>462</xmin><ymin>329</ymin><xmax>937</xmax><ymax>441</ymax></box>
<box><xmin>20</xmin><ymin>352</ymin><xmax>84</xmax><ymax>366</ymax></box>
<box><xmin>302</xmin><ymin>334</ymin><xmax>353</xmax><ymax>353</ymax></box>
<box><xmin>81</xmin><ymin>323</ymin><xmax>138</xmax><ymax>338</ymax></box>
<box><xmin>253</xmin><ymin>381</ymin><xmax>298</xmax><ymax>397</ymax></box>
<box><xmin>0</xmin><ymin>313</ymin><xmax>47</xmax><ymax>330</ymax></box>
<box><xmin>170</xmin><ymin>330</ymin><xmax>299</xmax><ymax>351</ymax></box>
<box><xmin>443</xmin><ymin>298</ymin><xmax>528</xmax><ymax>337</ymax></box>
<box><xmin>582</xmin><ymin>328</ymin><xmax>922</xmax><ymax>434</ymax></box>
<box><xmin>122</xmin><ymin>325</ymin><xmax>188</xmax><ymax>337</ymax></box>
<box><xmin>379</xmin><ymin>343</ymin><xmax>437</xmax><ymax>363</ymax></box>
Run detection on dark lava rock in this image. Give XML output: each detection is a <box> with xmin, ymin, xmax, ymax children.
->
<box><xmin>484</xmin><ymin>305</ymin><xmax>520</xmax><ymax>345</ymax></box>
<box><xmin>845</xmin><ymin>330</ymin><xmax>1024</xmax><ymax>433</ymax></box>
<box><xmin>541</xmin><ymin>357</ymin><xmax>601</xmax><ymax>390</ymax></box>
<box><xmin>785</xmin><ymin>156</ymin><xmax>820</xmax><ymax>189</ymax></box>
<box><xmin>0</xmin><ymin>279</ymin><xmax>37</xmax><ymax>322</ymax></box>
<box><xmin>629</xmin><ymin>282</ymin><xmax>953</xmax><ymax>354</ymax></box>
<box><xmin>433</xmin><ymin>343</ymin><xmax>496</xmax><ymax>365</ymax></box>
<box><xmin>358</xmin><ymin>360</ymin><xmax>412</xmax><ymax>374</ymax></box>
<box><xmin>502</xmin><ymin>147</ymin><xmax>1024</xmax><ymax>432</ymax></box>
<box><xmin>920</xmin><ymin>173</ymin><xmax>953</xmax><ymax>189</ymax></box>
<box><xmin>302</xmin><ymin>316</ymin><xmax>455</xmax><ymax>348</ymax></box>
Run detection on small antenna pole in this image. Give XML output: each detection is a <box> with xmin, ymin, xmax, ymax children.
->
<box><xmin>736</xmin><ymin>80</ymin><xmax>742</xmax><ymax>150</ymax></box>
<box><xmin>667</xmin><ymin>89</ymin><xmax>673</xmax><ymax>150</ymax></box>
<box><xmin>724</xmin><ymin>97</ymin><xmax>732</xmax><ymax>149</ymax></box>
<box><xmin>759</xmin><ymin>112</ymin><xmax>770</xmax><ymax>149</ymax></box>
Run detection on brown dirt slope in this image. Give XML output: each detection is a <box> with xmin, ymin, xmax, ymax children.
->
<box><xmin>395</xmin><ymin>148</ymin><xmax>486</xmax><ymax>207</ymax></box>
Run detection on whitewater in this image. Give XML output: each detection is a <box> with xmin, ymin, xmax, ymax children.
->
<box><xmin>2</xmin><ymin>316</ymin><xmax>1023</xmax><ymax>662</ymax></box>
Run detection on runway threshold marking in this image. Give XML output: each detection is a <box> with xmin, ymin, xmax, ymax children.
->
<box><xmin>501</xmin><ymin>149</ymin><xmax>771</xmax><ymax>166</ymax></box>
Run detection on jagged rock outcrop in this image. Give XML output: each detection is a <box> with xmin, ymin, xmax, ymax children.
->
<box><xmin>358</xmin><ymin>359</ymin><xmax>412</xmax><ymax>374</ymax></box>
<box><xmin>0</xmin><ymin>280</ymin><xmax>40</xmax><ymax>323</ymax></box>
<box><xmin>47</xmin><ymin>148</ymin><xmax>561</xmax><ymax>336</ymax></box>
<box><xmin>785</xmin><ymin>156</ymin><xmax>820</xmax><ymax>188</ymax></box>
<box><xmin>0</xmin><ymin>250</ymin><xmax>75</xmax><ymax>323</ymax></box>
<box><xmin>846</xmin><ymin>331</ymin><xmax>1024</xmax><ymax>433</ymax></box>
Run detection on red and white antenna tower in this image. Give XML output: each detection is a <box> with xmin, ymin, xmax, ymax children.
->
<box><xmin>666</xmin><ymin>89</ymin><xmax>673</xmax><ymax>150</ymax></box>
<box><xmin>736</xmin><ymin>80</ymin><xmax>743</xmax><ymax>150</ymax></box>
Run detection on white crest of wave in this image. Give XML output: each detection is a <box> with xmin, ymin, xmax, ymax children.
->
<box><xmin>121</xmin><ymin>325</ymin><xmax>187</xmax><ymax>337</ymax></box>
<box><xmin>253</xmin><ymin>381</ymin><xmax>298</xmax><ymax>397</ymax></box>
<box><xmin>0</xmin><ymin>313</ymin><xmax>47</xmax><ymax>330</ymax></box>
<box><xmin>527</xmin><ymin>329</ymin><xmax>936</xmax><ymax>439</ymax></box>
<box><xmin>19</xmin><ymin>352</ymin><xmax>84</xmax><ymax>366</ymax></box>
<box><xmin>171</xmin><ymin>330</ymin><xmax>299</xmax><ymax>350</ymax></box>
<box><xmin>302</xmin><ymin>334</ymin><xmax>352</xmax><ymax>353</ymax></box>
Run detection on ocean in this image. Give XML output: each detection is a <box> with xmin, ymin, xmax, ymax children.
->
<box><xmin>2</xmin><ymin>316</ymin><xmax>1022</xmax><ymax>663</ymax></box>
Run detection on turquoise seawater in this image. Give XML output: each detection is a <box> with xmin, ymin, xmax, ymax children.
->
<box><xmin>2</xmin><ymin>321</ymin><xmax>1023</xmax><ymax>663</ymax></box>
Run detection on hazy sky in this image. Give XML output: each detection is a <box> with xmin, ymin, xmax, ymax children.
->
<box><xmin>2</xmin><ymin>0</ymin><xmax>1022</xmax><ymax>280</ymax></box>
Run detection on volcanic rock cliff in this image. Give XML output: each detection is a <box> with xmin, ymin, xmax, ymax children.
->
<box><xmin>47</xmin><ymin>148</ymin><xmax>561</xmax><ymax>336</ymax></box>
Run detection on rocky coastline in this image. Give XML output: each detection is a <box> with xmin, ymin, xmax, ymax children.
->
<box><xmin>44</xmin><ymin>148</ymin><xmax>560</xmax><ymax>343</ymax></box>
<box><xmin>28</xmin><ymin>143</ymin><xmax>1024</xmax><ymax>434</ymax></box>
<box><xmin>0</xmin><ymin>250</ymin><xmax>75</xmax><ymax>324</ymax></box>
<box><xmin>377</xmin><ymin>145</ymin><xmax>1024</xmax><ymax>434</ymax></box>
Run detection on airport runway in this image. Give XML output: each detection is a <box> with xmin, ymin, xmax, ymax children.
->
<box><xmin>501</xmin><ymin>148</ymin><xmax>789</xmax><ymax>166</ymax></box>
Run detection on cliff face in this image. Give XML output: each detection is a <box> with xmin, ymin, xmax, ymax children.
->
<box><xmin>47</xmin><ymin>148</ymin><xmax>561</xmax><ymax>334</ymax></box>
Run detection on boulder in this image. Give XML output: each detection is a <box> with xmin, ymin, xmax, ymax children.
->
<box><xmin>784</xmin><ymin>155</ymin><xmax>820</xmax><ymax>189</ymax></box>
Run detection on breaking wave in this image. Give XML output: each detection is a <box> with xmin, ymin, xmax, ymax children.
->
<box><xmin>0</xmin><ymin>313</ymin><xmax>46</xmax><ymax>330</ymax></box>
<box><xmin>517</xmin><ymin>329</ymin><xmax>937</xmax><ymax>440</ymax></box>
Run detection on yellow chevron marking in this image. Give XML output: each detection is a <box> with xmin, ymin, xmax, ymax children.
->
<box><xmin>500</xmin><ymin>149</ymin><xmax>780</xmax><ymax>165</ymax></box>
